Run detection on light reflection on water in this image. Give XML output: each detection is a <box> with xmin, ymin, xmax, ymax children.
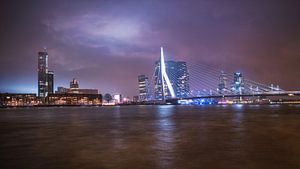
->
<box><xmin>232</xmin><ymin>104</ymin><xmax>244</xmax><ymax>124</ymax></box>
<box><xmin>0</xmin><ymin>105</ymin><xmax>300</xmax><ymax>169</ymax></box>
<box><xmin>111</xmin><ymin>106</ymin><xmax>126</xmax><ymax>151</ymax></box>
<box><xmin>155</xmin><ymin>105</ymin><xmax>176</xmax><ymax>168</ymax></box>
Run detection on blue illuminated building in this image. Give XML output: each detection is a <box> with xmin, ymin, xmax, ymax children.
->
<box><xmin>154</xmin><ymin>60</ymin><xmax>189</xmax><ymax>100</ymax></box>
<box><xmin>218</xmin><ymin>71</ymin><xmax>227</xmax><ymax>95</ymax></box>
<box><xmin>232</xmin><ymin>72</ymin><xmax>244</xmax><ymax>95</ymax></box>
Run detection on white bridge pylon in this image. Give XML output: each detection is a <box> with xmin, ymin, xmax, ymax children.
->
<box><xmin>160</xmin><ymin>47</ymin><xmax>176</xmax><ymax>99</ymax></box>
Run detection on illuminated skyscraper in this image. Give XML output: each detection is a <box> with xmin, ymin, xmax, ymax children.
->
<box><xmin>38</xmin><ymin>50</ymin><xmax>49</xmax><ymax>98</ymax></box>
<box><xmin>38</xmin><ymin>49</ymin><xmax>54</xmax><ymax>99</ymax></box>
<box><xmin>176</xmin><ymin>61</ymin><xmax>189</xmax><ymax>98</ymax></box>
<box><xmin>47</xmin><ymin>71</ymin><xmax>54</xmax><ymax>94</ymax></box>
<box><xmin>154</xmin><ymin>48</ymin><xmax>189</xmax><ymax>100</ymax></box>
<box><xmin>232</xmin><ymin>72</ymin><xmax>244</xmax><ymax>95</ymax></box>
<box><xmin>154</xmin><ymin>60</ymin><xmax>176</xmax><ymax>100</ymax></box>
<box><xmin>154</xmin><ymin>61</ymin><xmax>163</xmax><ymax>100</ymax></box>
<box><xmin>138</xmin><ymin>75</ymin><xmax>149</xmax><ymax>101</ymax></box>
<box><xmin>218</xmin><ymin>71</ymin><xmax>227</xmax><ymax>95</ymax></box>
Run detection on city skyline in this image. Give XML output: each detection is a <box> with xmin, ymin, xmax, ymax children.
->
<box><xmin>1</xmin><ymin>0</ymin><xmax>300</xmax><ymax>97</ymax></box>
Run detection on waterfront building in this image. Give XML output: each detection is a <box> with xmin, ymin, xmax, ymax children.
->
<box><xmin>218</xmin><ymin>71</ymin><xmax>227</xmax><ymax>95</ymax></box>
<box><xmin>37</xmin><ymin>49</ymin><xmax>54</xmax><ymax>99</ymax></box>
<box><xmin>154</xmin><ymin>60</ymin><xmax>189</xmax><ymax>100</ymax></box>
<box><xmin>38</xmin><ymin>50</ymin><xmax>49</xmax><ymax>98</ymax></box>
<box><xmin>154</xmin><ymin>60</ymin><xmax>163</xmax><ymax>100</ymax></box>
<box><xmin>176</xmin><ymin>61</ymin><xmax>189</xmax><ymax>98</ymax></box>
<box><xmin>55</xmin><ymin>78</ymin><xmax>98</xmax><ymax>94</ymax></box>
<box><xmin>232</xmin><ymin>72</ymin><xmax>244</xmax><ymax>95</ymax></box>
<box><xmin>47</xmin><ymin>71</ymin><xmax>54</xmax><ymax>94</ymax></box>
<box><xmin>113</xmin><ymin>94</ymin><xmax>122</xmax><ymax>104</ymax></box>
<box><xmin>0</xmin><ymin>93</ymin><xmax>37</xmax><ymax>106</ymax></box>
<box><xmin>48</xmin><ymin>93</ymin><xmax>102</xmax><ymax>105</ymax></box>
<box><xmin>138</xmin><ymin>75</ymin><xmax>149</xmax><ymax>101</ymax></box>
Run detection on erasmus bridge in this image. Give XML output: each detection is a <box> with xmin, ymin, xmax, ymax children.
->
<box><xmin>149</xmin><ymin>47</ymin><xmax>300</xmax><ymax>104</ymax></box>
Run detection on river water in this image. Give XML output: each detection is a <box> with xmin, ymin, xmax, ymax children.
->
<box><xmin>0</xmin><ymin>105</ymin><xmax>300</xmax><ymax>169</ymax></box>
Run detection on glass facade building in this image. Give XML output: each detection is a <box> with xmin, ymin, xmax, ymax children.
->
<box><xmin>176</xmin><ymin>61</ymin><xmax>189</xmax><ymax>98</ymax></box>
<box><xmin>138</xmin><ymin>75</ymin><xmax>149</xmax><ymax>101</ymax></box>
<box><xmin>154</xmin><ymin>60</ymin><xmax>189</xmax><ymax>100</ymax></box>
<box><xmin>232</xmin><ymin>72</ymin><xmax>244</xmax><ymax>95</ymax></box>
<box><xmin>218</xmin><ymin>71</ymin><xmax>227</xmax><ymax>95</ymax></box>
<box><xmin>38</xmin><ymin>51</ymin><xmax>49</xmax><ymax>98</ymax></box>
<box><xmin>38</xmin><ymin>50</ymin><xmax>54</xmax><ymax>99</ymax></box>
<box><xmin>47</xmin><ymin>71</ymin><xmax>54</xmax><ymax>94</ymax></box>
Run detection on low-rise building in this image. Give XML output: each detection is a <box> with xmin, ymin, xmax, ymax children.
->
<box><xmin>0</xmin><ymin>93</ymin><xmax>37</xmax><ymax>106</ymax></box>
<box><xmin>56</xmin><ymin>78</ymin><xmax>99</xmax><ymax>94</ymax></box>
<box><xmin>48</xmin><ymin>93</ymin><xmax>102</xmax><ymax>105</ymax></box>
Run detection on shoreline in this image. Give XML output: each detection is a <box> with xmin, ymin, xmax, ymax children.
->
<box><xmin>1</xmin><ymin>102</ymin><xmax>300</xmax><ymax>108</ymax></box>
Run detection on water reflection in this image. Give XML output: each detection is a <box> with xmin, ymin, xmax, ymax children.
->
<box><xmin>155</xmin><ymin>105</ymin><xmax>176</xmax><ymax>168</ymax></box>
<box><xmin>111</xmin><ymin>106</ymin><xmax>125</xmax><ymax>151</ymax></box>
<box><xmin>1</xmin><ymin>106</ymin><xmax>300</xmax><ymax>169</ymax></box>
<box><xmin>232</xmin><ymin>104</ymin><xmax>244</xmax><ymax>124</ymax></box>
<box><xmin>230</xmin><ymin>104</ymin><xmax>246</xmax><ymax>149</ymax></box>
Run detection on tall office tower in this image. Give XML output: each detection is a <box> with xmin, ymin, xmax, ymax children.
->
<box><xmin>138</xmin><ymin>75</ymin><xmax>149</xmax><ymax>101</ymax></box>
<box><xmin>163</xmin><ymin>60</ymin><xmax>177</xmax><ymax>99</ymax></box>
<box><xmin>218</xmin><ymin>71</ymin><xmax>227</xmax><ymax>95</ymax></box>
<box><xmin>70</xmin><ymin>78</ymin><xmax>79</xmax><ymax>89</ymax></box>
<box><xmin>47</xmin><ymin>71</ymin><xmax>54</xmax><ymax>94</ymax></box>
<box><xmin>38</xmin><ymin>50</ymin><xmax>49</xmax><ymax>98</ymax></box>
<box><xmin>176</xmin><ymin>61</ymin><xmax>189</xmax><ymax>98</ymax></box>
<box><xmin>154</xmin><ymin>60</ymin><xmax>190</xmax><ymax>100</ymax></box>
<box><xmin>154</xmin><ymin>60</ymin><xmax>163</xmax><ymax>100</ymax></box>
<box><xmin>154</xmin><ymin>60</ymin><xmax>172</xmax><ymax>100</ymax></box>
<box><xmin>232</xmin><ymin>72</ymin><xmax>244</xmax><ymax>95</ymax></box>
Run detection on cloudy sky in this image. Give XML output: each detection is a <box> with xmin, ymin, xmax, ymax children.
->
<box><xmin>0</xmin><ymin>0</ymin><xmax>299</xmax><ymax>96</ymax></box>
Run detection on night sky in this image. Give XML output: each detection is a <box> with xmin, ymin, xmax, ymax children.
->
<box><xmin>0</xmin><ymin>0</ymin><xmax>300</xmax><ymax>97</ymax></box>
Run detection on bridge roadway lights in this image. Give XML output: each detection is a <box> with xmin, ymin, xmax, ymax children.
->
<box><xmin>167</xmin><ymin>92</ymin><xmax>300</xmax><ymax>103</ymax></box>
